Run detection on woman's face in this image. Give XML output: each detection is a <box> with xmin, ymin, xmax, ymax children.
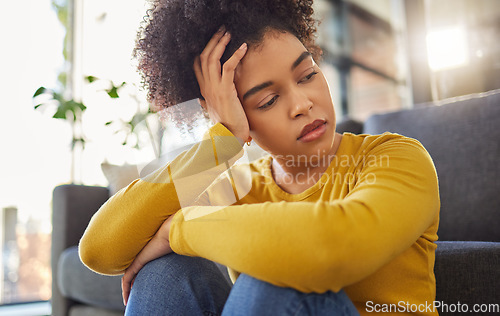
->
<box><xmin>234</xmin><ymin>30</ymin><xmax>337</xmax><ymax>162</ymax></box>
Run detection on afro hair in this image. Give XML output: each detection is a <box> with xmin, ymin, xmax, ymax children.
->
<box><xmin>134</xmin><ymin>0</ymin><xmax>321</xmax><ymax>129</ymax></box>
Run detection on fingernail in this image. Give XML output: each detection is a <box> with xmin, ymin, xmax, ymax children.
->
<box><xmin>224</xmin><ymin>31</ymin><xmax>231</xmax><ymax>38</ymax></box>
<box><xmin>239</xmin><ymin>43</ymin><xmax>247</xmax><ymax>50</ymax></box>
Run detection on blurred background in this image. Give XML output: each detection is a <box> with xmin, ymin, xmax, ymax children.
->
<box><xmin>0</xmin><ymin>0</ymin><xmax>498</xmax><ymax>313</ymax></box>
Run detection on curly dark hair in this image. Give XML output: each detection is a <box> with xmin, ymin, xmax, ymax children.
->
<box><xmin>133</xmin><ymin>0</ymin><xmax>321</xmax><ymax>130</ymax></box>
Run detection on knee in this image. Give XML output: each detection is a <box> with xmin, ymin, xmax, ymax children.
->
<box><xmin>230</xmin><ymin>273</ymin><xmax>280</xmax><ymax>294</ymax></box>
<box><xmin>223</xmin><ymin>274</ymin><xmax>359</xmax><ymax>316</ymax></box>
<box><xmin>136</xmin><ymin>253</ymin><xmax>212</xmax><ymax>285</ymax></box>
<box><xmin>131</xmin><ymin>254</ymin><xmax>178</xmax><ymax>293</ymax></box>
<box><xmin>133</xmin><ymin>253</ymin><xmax>233</xmax><ymax>295</ymax></box>
<box><xmin>139</xmin><ymin>253</ymin><xmax>191</xmax><ymax>275</ymax></box>
<box><xmin>222</xmin><ymin>274</ymin><xmax>296</xmax><ymax>315</ymax></box>
<box><xmin>127</xmin><ymin>254</ymin><xmax>232</xmax><ymax>315</ymax></box>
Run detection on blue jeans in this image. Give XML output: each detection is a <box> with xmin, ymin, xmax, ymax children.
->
<box><xmin>125</xmin><ymin>253</ymin><xmax>359</xmax><ymax>315</ymax></box>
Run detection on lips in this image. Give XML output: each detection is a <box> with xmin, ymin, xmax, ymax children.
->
<box><xmin>298</xmin><ymin>119</ymin><xmax>326</xmax><ymax>140</ymax></box>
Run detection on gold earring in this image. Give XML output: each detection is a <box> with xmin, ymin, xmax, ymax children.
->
<box><xmin>246</xmin><ymin>140</ymin><xmax>251</xmax><ymax>146</ymax></box>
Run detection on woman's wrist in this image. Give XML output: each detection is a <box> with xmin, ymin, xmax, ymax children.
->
<box><xmin>157</xmin><ymin>214</ymin><xmax>174</xmax><ymax>242</ymax></box>
<box><xmin>216</xmin><ymin>122</ymin><xmax>247</xmax><ymax>147</ymax></box>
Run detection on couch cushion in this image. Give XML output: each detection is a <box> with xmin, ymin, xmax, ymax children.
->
<box><xmin>434</xmin><ymin>241</ymin><xmax>500</xmax><ymax>314</ymax></box>
<box><xmin>363</xmin><ymin>90</ymin><xmax>500</xmax><ymax>241</ymax></box>
<box><xmin>101</xmin><ymin>163</ymin><xmax>141</xmax><ymax>196</ymax></box>
<box><xmin>58</xmin><ymin>246</ymin><xmax>125</xmax><ymax>312</ymax></box>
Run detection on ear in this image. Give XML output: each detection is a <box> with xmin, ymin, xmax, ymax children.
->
<box><xmin>197</xmin><ymin>98</ymin><xmax>207</xmax><ymax>111</ymax></box>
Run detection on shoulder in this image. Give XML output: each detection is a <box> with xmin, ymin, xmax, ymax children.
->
<box><xmin>340</xmin><ymin>132</ymin><xmax>430</xmax><ymax>158</ymax></box>
<box><xmin>336</xmin><ymin>132</ymin><xmax>437</xmax><ymax>179</ymax></box>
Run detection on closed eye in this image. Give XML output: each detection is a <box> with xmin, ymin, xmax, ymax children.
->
<box><xmin>299</xmin><ymin>71</ymin><xmax>318</xmax><ymax>83</ymax></box>
<box><xmin>258</xmin><ymin>95</ymin><xmax>278</xmax><ymax>110</ymax></box>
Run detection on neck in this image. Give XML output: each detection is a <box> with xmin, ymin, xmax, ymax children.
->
<box><xmin>271</xmin><ymin>132</ymin><xmax>342</xmax><ymax>190</ymax></box>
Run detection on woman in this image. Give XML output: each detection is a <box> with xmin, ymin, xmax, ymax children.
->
<box><xmin>79</xmin><ymin>0</ymin><xmax>440</xmax><ymax>315</ymax></box>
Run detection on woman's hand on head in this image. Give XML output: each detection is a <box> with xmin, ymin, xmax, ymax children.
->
<box><xmin>194</xmin><ymin>26</ymin><xmax>250</xmax><ymax>144</ymax></box>
<box><xmin>121</xmin><ymin>214</ymin><xmax>175</xmax><ymax>306</ymax></box>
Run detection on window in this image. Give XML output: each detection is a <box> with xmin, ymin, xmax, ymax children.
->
<box><xmin>424</xmin><ymin>0</ymin><xmax>500</xmax><ymax>100</ymax></box>
<box><xmin>0</xmin><ymin>0</ymin><xmax>64</xmax><ymax>304</ymax></box>
<box><xmin>314</xmin><ymin>0</ymin><xmax>411</xmax><ymax>121</ymax></box>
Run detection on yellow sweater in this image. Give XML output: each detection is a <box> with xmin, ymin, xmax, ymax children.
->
<box><xmin>79</xmin><ymin>122</ymin><xmax>440</xmax><ymax>315</ymax></box>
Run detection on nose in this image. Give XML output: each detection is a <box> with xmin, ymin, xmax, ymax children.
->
<box><xmin>289</xmin><ymin>89</ymin><xmax>313</xmax><ymax>118</ymax></box>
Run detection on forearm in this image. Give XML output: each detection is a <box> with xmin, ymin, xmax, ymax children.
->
<box><xmin>79</xmin><ymin>180</ymin><xmax>178</xmax><ymax>275</ymax></box>
<box><xmin>79</xmin><ymin>123</ymin><xmax>244</xmax><ymax>275</ymax></box>
<box><xmin>131</xmin><ymin>216</ymin><xmax>173</xmax><ymax>269</ymax></box>
<box><xmin>171</xmin><ymin>195</ymin><xmax>437</xmax><ymax>293</ymax></box>
<box><xmin>169</xmin><ymin>138</ymin><xmax>440</xmax><ymax>292</ymax></box>
<box><xmin>121</xmin><ymin>216</ymin><xmax>173</xmax><ymax>306</ymax></box>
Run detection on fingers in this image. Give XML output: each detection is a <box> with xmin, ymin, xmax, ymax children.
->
<box><xmin>121</xmin><ymin>276</ymin><xmax>129</xmax><ymax>306</ymax></box>
<box><xmin>200</xmin><ymin>25</ymin><xmax>226</xmax><ymax>60</ymax></box>
<box><xmin>222</xmin><ymin>43</ymin><xmax>248</xmax><ymax>85</ymax></box>
<box><xmin>195</xmin><ymin>26</ymin><xmax>248</xmax><ymax>87</ymax></box>
<box><xmin>206</xmin><ymin>32</ymin><xmax>232</xmax><ymax>82</ymax></box>
<box><xmin>193</xmin><ymin>56</ymin><xmax>204</xmax><ymax>92</ymax></box>
<box><xmin>121</xmin><ymin>269</ymin><xmax>137</xmax><ymax>306</ymax></box>
<box><xmin>193</xmin><ymin>26</ymin><xmax>248</xmax><ymax>121</ymax></box>
<box><xmin>200</xmin><ymin>27</ymin><xmax>227</xmax><ymax>83</ymax></box>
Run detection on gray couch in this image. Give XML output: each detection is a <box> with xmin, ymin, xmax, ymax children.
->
<box><xmin>52</xmin><ymin>90</ymin><xmax>500</xmax><ymax>316</ymax></box>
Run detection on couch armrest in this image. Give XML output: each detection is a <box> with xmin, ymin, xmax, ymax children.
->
<box><xmin>435</xmin><ymin>241</ymin><xmax>500</xmax><ymax>315</ymax></box>
<box><xmin>52</xmin><ymin>184</ymin><xmax>109</xmax><ymax>316</ymax></box>
<box><xmin>58</xmin><ymin>246</ymin><xmax>124</xmax><ymax>312</ymax></box>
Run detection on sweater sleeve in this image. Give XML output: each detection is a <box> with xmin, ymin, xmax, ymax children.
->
<box><xmin>79</xmin><ymin>123</ymin><xmax>244</xmax><ymax>275</ymax></box>
<box><xmin>169</xmin><ymin>136</ymin><xmax>440</xmax><ymax>293</ymax></box>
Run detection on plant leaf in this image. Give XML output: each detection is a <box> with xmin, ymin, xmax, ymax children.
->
<box><xmin>105</xmin><ymin>121</ymin><xmax>113</xmax><ymax>126</ymax></box>
<box><xmin>34</xmin><ymin>104</ymin><xmax>44</xmax><ymax>110</ymax></box>
<box><xmin>107</xmin><ymin>86</ymin><xmax>119</xmax><ymax>98</ymax></box>
<box><xmin>132</xmin><ymin>113</ymin><xmax>147</xmax><ymax>125</ymax></box>
<box><xmin>33</xmin><ymin>87</ymin><xmax>47</xmax><ymax>97</ymax></box>
<box><xmin>77</xmin><ymin>102</ymin><xmax>87</xmax><ymax>111</ymax></box>
<box><xmin>52</xmin><ymin>92</ymin><xmax>64</xmax><ymax>103</ymax></box>
<box><xmin>53</xmin><ymin>108</ymin><xmax>67</xmax><ymax>119</ymax></box>
<box><xmin>85</xmin><ymin>75</ymin><xmax>98</xmax><ymax>83</ymax></box>
<box><xmin>67</xmin><ymin>100</ymin><xmax>86</xmax><ymax>112</ymax></box>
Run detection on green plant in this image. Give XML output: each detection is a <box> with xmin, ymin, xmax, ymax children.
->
<box><xmin>33</xmin><ymin>75</ymin><xmax>161</xmax><ymax>183</ymax></box>
<box><xmin>35</xmin><ymin>0</ymin><xmax>159</xmax><ymax>183</ymax></box>
<box><xmin>33</xmin><ymin>87</ymin><xmax>86</xmax><ymax>183</ymax></box>
<box><xmin>33</xmin><ymin>87</ymin><xmax>87</xmax><ymax>146</ymax></box>
<box><xmin>85</xmin><ymin>76</ymin><xmax>160</xmax><ymax>156</ymax></box>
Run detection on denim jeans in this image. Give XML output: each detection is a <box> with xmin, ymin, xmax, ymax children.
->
<box><xmin>125</xmin><ymin>253</ymin><xmax>359</xmax><ymax>316</ymax></box>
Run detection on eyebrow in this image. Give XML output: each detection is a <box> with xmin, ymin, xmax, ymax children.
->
<box><xmin>291</xmin><ymin>51</ymin><xmax>312</xmax><ymax>71</ymax></box>
<box><xmin>242</xmin><ymin>51</ymin><xmax>312</xmax><ymax>100</ymax></box>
